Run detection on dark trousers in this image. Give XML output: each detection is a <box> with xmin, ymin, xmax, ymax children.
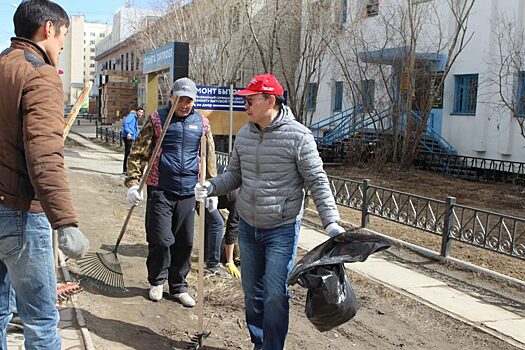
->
<box><xmin>218</xmin><ymin>192</ymin><xmax>239</xmax><ymax>245</ymax></box>
<box><xmin>145</xmin><ymin>186</ymin><xmax>195</xmax><ymax>294</ymax></box>
<box><xmin>203</xmin><ymin>208</ymin><xmax>224</xmax><ymax>268</ymax></box>
<box><xmin>123</xmin><ymin>138</ymin><xmax>133</xmax><ymax>173</ymax></box>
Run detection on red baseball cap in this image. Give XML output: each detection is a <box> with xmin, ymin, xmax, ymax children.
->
<box><xmin>236</xmin><ymin>74</ymin><xmax>284</xmax><ymax>96</ymax></box>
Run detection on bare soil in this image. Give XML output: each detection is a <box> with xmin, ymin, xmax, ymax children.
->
<box><xmin>65</xmin><ymin>138</ymin><xmax>524</xmax><ymax>349</ymax></box>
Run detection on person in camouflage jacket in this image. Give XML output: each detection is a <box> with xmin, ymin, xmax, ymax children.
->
<box><xmin>125</xmin><ymin>78</ymin><xmax>216</xmax><ymax>307</ymax></box>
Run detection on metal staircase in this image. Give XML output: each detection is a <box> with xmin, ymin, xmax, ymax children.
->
<box><xmin>310</xmin><ymin>108</ymin><xmax>525</xmax><ymax>183</ymax></box>
<box><xmin>311</xmin><ymin>108</ymin><xmax>457</xmax><ymax>164</ymax></box>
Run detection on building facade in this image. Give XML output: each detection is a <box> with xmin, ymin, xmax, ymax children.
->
<box><xmin>94</xmin><ymin>5</ymin><xmax>161</xmax><ymax>123</ymax></box>
<box><xmin>306</xmin><ymin>0</ymin><xmax>525</xmax><ymax>164</ymax></box>
<box><xmin>58</xmin><ymin>16</ymin><xmax>111</xmax><ymax>105</ymax></box>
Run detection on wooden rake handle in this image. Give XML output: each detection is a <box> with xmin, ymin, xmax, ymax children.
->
<box><xmin>197</xmin><ymin>134</ymin><xmax>207</xmax><ymax>334</ymax></box>
<box><xmin>113</xmin><ymin>96</ymin><xmax>181</xmax><ymax>251</ymax></box>
<box><xmin>55</xmin><ymin>80</ymin><xmax>94</xmax><ymax>275</ymax></box>
<box><xmin>63</xmin><ymin>81</ymin><xmax>93</xmax><ymax>140</ymax></box>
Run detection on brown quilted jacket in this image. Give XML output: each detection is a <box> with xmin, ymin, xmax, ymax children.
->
<box><xmin>0</xmin><ymin>38</ymin><xmax>77</xmax><ymax>229</ymax></box>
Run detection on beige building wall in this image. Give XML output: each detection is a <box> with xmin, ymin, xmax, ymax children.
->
<box><xmin>83</xmin><ymin>22</ymin><xmax>112</xmax><ymax>87</ymax></box>
<box><xmin>58</xmin><ymin>16</ymin><xmax>111</xmax><ymax>105</ymax></box>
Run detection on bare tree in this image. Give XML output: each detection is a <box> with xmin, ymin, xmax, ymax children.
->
<box><xmin>327</xmin><ymin>0</ymin><xmax>476</xmax><ymax>167</ymax></box>
<box><xmin>485</xmin><ymin>10</ymin><xmax>525</xmax><ymax>139</ymax></box>
<box><xmin>286</xmin><ymin>0</ymin><xmax>339</xmax><ymax>124</ymax></box>
<box><xmin>131</xmin><ymin>0</ymin><xmax>253</xmax><ymax>97</ymax></box>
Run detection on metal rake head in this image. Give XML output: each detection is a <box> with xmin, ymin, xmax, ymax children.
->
<box><xmin>57</xmin><ymin>281</ymin><xmax>83</xmax><ymax>303</ymax></box>
<box><xmin>76</xmin><ymin>251</ymin><xmax>126</xmax><ymax>292</ymax></box>
<box><xmin>186</xmin><ymin>331</ymin><xmax>211</xmax><ymax>350</ymax></box>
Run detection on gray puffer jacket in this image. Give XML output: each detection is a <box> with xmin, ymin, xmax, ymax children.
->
<box><xmin>210</xmin><ymin>105</ymin><xmax>340</xmax><ymax>229</ymax></box>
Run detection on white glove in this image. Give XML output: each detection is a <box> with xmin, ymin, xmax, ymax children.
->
<box><xmin>127</xmin><ymin>185</ymin><xmax>143</xmax><ymax>205</ymax></box>
<box><xmin>206</xmin><ymin>197</ymin><xmax>218</xmax><ymax>212</ymax></box>
<box><xmin>194</xmin><ymin>181</ymin><xmax>213</xmax><ymax>201</ymax></box>
<box><xmin>325</xmin><ymin>222</ymin><xmax>345</xmax><ymax>237</ymax></box>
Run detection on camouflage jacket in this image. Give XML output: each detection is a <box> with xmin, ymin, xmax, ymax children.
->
<box><xmin>124</xmin><ymin>108</ymin><xmax>217</xmax><ymax>191</ymax></box>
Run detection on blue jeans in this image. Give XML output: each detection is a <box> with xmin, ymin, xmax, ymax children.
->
<box><xmin>0</xmin><ymin>203</ymin><xmax>60</xmax><ymax>349</ymax></box>
<box><xmin>204</xmin><ymin>208</ymin><xmax>224</xmax><ymax>268</ymax></box>
<box><xmin>238</xmin><ymin>218</ymin><xmax>300</xmax><ymax>350</ymax></box>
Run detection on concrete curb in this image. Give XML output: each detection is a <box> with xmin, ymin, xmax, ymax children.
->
<box><xmin>73</xmin><ymin>303</ymin><xmax>95</xmax><ymax>350</ymax></box>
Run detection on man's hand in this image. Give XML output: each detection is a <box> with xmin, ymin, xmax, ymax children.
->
<box><xmin>325</xmin><ymin>222</ymin><xmax>345</xmax><ymax>237</ymax></box>
<box><xmin>206</xmin><ymin>197</ymin><xmax>218</xmax><ymax>212</ymax></box>
<box><xmin>225</xmin><ymin>262</ymin><xmax>241</xmax><ymax>278</ymax></box>
<box><xmin>57</xmin><ymin>226</ymin><xmax>89</xmax><ymax>259</ymax></box>
<box><xmin>194</xmin><ymin>181</ymin><xmax>213</xmax><ymax>201</ymax></box>
<box><xmin>127</xmin><ymin>185</ymin><xmax>143</xmax><ymax>205</ymax></box>
<box><xmin>126</xmin><ymin>134</ymin><xmax>132</xmax><ymax>140</ymax></box>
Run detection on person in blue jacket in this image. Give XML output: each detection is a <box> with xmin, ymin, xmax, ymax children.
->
<box><xmin>122</xmin><ymin>106</ymin><xmax>144</xmax><ymax>174</ymax></box>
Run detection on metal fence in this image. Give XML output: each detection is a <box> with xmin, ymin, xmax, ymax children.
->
<box><xmin>415</xmin><ymin>151</ymin><xmax>525</xmax><ymax>184</ymax></box>
<box><xmin>215</xmin><ymin>151</ymin><xmax>525</xmax><ymax>261</ymax></box>
<box><xmin>95</xmin><ymin>126</ymin><xmax>123</xmax><ymax>146</ymax></box>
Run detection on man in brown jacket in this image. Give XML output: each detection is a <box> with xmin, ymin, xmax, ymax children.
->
<box><xmin>0</xmin><ymin>0</ymin><xmax>89</xmax><ymax>348</ymax></box>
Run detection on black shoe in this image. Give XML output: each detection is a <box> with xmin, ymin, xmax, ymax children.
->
<box><xmin>205</xmin><ymin>264</ymin><xmax>231</xmax><ymax>279</ymax></box>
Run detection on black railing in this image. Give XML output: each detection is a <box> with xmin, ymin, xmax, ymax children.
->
<box><xmin>95</xmin><ymin>126</ymin><xmax>122</xmax><ymax>146</ymax></box>
<box><xmin>415</xmin><ymin>152</ymin><xmax>525</xmax><ymax>184</ymax></box>
<box><xmin>215</xmin><ymin>151</ymin><xmax>525</xmax><ymax>261</ymax></box>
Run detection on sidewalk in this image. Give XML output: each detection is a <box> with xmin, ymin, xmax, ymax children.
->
<box><xmin>7</xmin><ymin>124</ymin><xmax>521</xmax><ymax>349</ymax></box>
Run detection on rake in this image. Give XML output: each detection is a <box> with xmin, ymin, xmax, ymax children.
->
<box><xmin>76</xmin><ymin>97</ymin><xmax>180</xmax><ymax>292</ymax></box>
<box><xmin>55</xmin><ymin>81</ymin><xmax>93</xmax><ymax>299</ymax></box>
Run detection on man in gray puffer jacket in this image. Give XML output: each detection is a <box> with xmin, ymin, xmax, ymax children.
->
<box><xmin>195</xmin><ymin>74</ymin><xmax>345</xmax><ymax>350</ymax></box>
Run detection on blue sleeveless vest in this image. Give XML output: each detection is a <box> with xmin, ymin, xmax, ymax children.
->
<box><xmin>156</xmin><ymin>105</ymin><xmax>205</xmax><ymax>196</ymax></box>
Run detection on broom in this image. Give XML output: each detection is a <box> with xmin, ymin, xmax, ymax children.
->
<box><xmin>76</xmin><ymin>96</ymin><xmax>180</xmax><ymax>291</ymax></box>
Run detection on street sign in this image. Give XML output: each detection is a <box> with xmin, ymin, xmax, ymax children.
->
<box><xmin>195</xmin><ymin>85</ymin><xmax>245</xmax><ymax>111</ymax></box>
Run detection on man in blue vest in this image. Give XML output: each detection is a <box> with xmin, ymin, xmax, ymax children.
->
<box><xmin>122</xmin><ymin>106</ymin><xmax>144</xmax><ymax>174</ymax></box>
<box><xmin>124</xmin><ymin>78</ymin><xmax>216</xmax><ymax>307</ymax></box>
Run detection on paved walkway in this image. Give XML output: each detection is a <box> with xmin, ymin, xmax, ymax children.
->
<box><xmin>7</xmin><ymin>122</ymin><xmax>524</xmax><ymax>349</ymax></box>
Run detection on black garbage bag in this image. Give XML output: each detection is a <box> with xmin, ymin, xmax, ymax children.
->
<box><xmin>287</xmin><ymin>228</ymin><xmax>392</xmax><ymax>332</ymax></box>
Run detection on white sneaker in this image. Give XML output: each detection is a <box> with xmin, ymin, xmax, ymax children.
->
<box><xmin>172</xmin><ymin>292</ymin><xmax>196</xmax><ymax>307</ymax></box>
<box><xmin>149</xmin><ymin>284</ymin><xmax>163</xmax><ymax>302</ymax></box>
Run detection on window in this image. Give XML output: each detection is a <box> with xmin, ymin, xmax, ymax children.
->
<box><xmin>90</xmin><ymin>40</ymin><xmax>95</xmax><ymax>45</ymax></box>
<box><xmin>366</xmin><ymin>0</ymin><xmax>379</xmax><ymax>17</ymax></box>
<box><xmin>90</xmin><ymin>32</ymin><xmax>95</xmax><ymax>37</ymax></box>
<box><xmin>306</xmin><ymin>82</ymin><xmax>318</xmax><ymax>111</ymax></box>
<box><xmin>230</xmin><ymin>7</ymin><xmax>240</xmax><ymax>31</ymax></box>
<box><xmin>333</xmin><ymin>81</ymin><xmax>343</xmax><ymax>112</ymax></box>
<box><xmin>341</xmin><ymin>0</ymin><xmax>348</xmax><ymax>23</ymax></box>
<box><xmin>517</xmin><ymin>72</ymin><xmax>525</xmax><ymax>116</ymax></box>
<box><xmin>361</xmin><ymin>79</ymin><xmax>375</xmax><ymax>112</ymax></box>
<box><xmin>453</xmin><ymin>74</ymin><xmax>478</xmax><ymax>115</ymax></box>
<box><xmin>90</xmin><ymin>48</ymin><xmax>95</xmax><ymax>53</ymax></box>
